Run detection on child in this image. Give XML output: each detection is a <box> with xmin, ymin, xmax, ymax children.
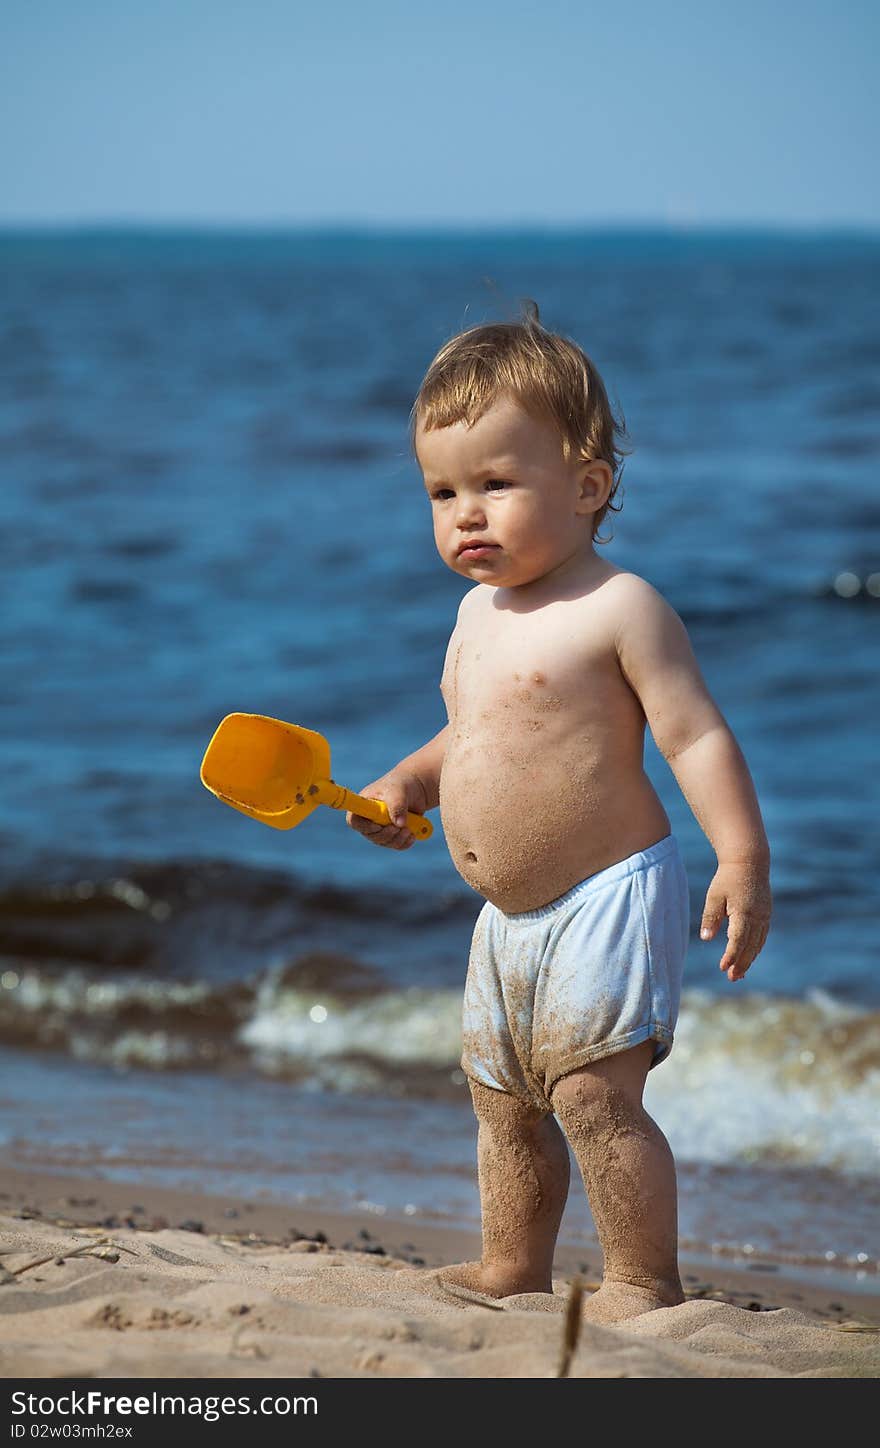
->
<box><xmin>346</xmin><ymin>305</ymin><xmax>772</xmax><ymax>1322</ymax></box>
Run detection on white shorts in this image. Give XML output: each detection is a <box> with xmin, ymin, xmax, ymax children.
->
<box><xmin>460</xmin><ymin>834</ymin><xmax>690</xmax><ymax>1112</ymax></box>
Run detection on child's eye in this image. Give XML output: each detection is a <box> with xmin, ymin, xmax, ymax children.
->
<box><xmin>432</xmin><ymin>488</ymin><xmax>455</xmax><ymax>501</ymax></box>
<box><xmin>486</xmin><ymin>479</ymin><xmax>510</xmax><ymax>491</ymax></box>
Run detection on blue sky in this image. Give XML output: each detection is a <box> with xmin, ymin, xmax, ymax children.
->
<box><xmin>2</xmin><ymin>0</ymin><xmax>877</xmax><ymax>228</ymax></box>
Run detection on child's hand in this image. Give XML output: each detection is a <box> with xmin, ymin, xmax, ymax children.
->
<box><xmin>345</xmin><ymin>770</ymin><xmax>427</xmax><ymax>851</ymax></box>
<box><xmin>699</xmin><ymin>860</ymin><xmax>772</xmax><ymax>982</ymax></box>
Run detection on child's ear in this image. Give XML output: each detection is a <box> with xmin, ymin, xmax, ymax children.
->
<box><xmin>575</xmin><ymin>459</ymin><xmax>613</xmax><ymax>514</ymax></box>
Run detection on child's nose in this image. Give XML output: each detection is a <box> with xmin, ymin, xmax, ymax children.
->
<box><xmin>456</xmin><ymin>494</ymin><xmax>486</xmax><ymax>526</ymax></box>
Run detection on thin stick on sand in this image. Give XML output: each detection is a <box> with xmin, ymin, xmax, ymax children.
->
<box><xmin>557</xmin><ymin>1275</ymin><xmax>584</xmax><ymax>1378</ymax></box>
<box><xmin>435</xmin><ymin>1280</ymin><xmax>506</xmax><ymax>1311</ymax></box>
<box><xmin>5</xmin><ymin>1237</ymin><xmax>137</xmax><ymax>1279</ymax></box>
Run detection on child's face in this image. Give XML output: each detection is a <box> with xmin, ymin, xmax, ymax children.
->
<box><xmin>416</xmin><ymin>392</ymin><xmax>609</xmax><ymax>589</ymax></box>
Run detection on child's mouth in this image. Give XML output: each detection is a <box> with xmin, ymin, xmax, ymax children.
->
<box><xmin>458</xmin><ymin>545</ymin><xmax>500</xmax><ymax>561</ymax></box>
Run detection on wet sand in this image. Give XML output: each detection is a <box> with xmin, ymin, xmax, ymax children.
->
<box><xmin>1</xmin><ymin>1165</ymin><xmax>877</xmax><ymax>1379</ymax></box>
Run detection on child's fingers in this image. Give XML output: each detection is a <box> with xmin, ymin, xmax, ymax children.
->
<box><xmin>699</xmin><ymin>896</ymin><xmax>726</xmax><ymax>941</ymax></box>
<box><xmin>720</xmin><ymin>918</ymin><xmax>761</xmax><ymax>980</ymax></box>
<box><xmin>355</xmin><ymin>824</ymin><xmax>413</xmax><ymax>849</ymax></box>
<box><xmin>718</xmin><ymin>914</ymin><xmax>747</xmax><ymax>973</ymax></box>
<box><xmin>345</xmin><ymin>800</ymin><xmax>414</xmax><ymax>849</ymax></box>
<box><xmin>746</xmin><ymin>921</ymin><xmax>770</xmax><ymax>970</ymax></box>
<box><xmin>345</xmin><ymin>807</ymin><xmax>377</xmax><ymax>835</ymax></box>
<box><xmin>372</xmin><ymin>794</ymin><xmax>415</xmax><ymax>846</ymax></box>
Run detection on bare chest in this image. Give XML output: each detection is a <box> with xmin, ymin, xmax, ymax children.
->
<box><xmin>440</xmin><ymin>593</ymin><xmax>632</xmax><ymax>734</ymax></box>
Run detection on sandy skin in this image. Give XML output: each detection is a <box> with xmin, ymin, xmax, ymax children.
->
<box><xmin>436</xmin><ymin>1042</ymin><xmax>685</xmax><ymax>1322</ymax></box>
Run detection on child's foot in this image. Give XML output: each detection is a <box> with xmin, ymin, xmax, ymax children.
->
<box><xmin>436</xmin><ymin>1260</ymin><xmax>552</xmax><ymax>1298</ymax></box>
<box><xmin>581</xmin><ymin>1279</ymin><xmax>685</xmax><ymax>1323</ymax></box>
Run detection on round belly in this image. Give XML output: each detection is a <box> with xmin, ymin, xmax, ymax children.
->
<box><xmin>439</xmin><ymin>730</ymin><xmax>670</xmax><ymax>914</ymax></box>
<box><xmin>439</xmin><ymin>740</ymin><xmax>603</xmax><ymax>912</ymax></box>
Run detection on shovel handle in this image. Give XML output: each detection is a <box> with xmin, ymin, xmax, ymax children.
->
<box><xmin>333</xmin><ymin>786</ymin><xmax>433</xmax><ymax>840</ymax></box>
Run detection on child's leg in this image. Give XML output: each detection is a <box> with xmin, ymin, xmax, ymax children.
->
<box><xmin>550</xmin><ymin>1039</ymin><xmax>684</xmax><ymax>1322</ymax></box>
<box><xmin>438</xmin><ymin>1078</ymin><xmax>570</xmax><ymax>1297</ymax></box>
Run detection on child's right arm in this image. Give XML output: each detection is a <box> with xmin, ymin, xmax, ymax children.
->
<box><xmin>345</xmin><ymin>724</ymin><xmax>449</xmax><ymax>850</ymax></box>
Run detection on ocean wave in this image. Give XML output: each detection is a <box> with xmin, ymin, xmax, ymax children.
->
<box><xmin>647</xmin><ymin>990</ymin><xmax>880</xmax><ymax>1176</ymax></box>
<box><xmin>0</xmin><ymin>859</ymin><xmax>474</xmax><ymax>983</ymax></box>
<box><xmin>1</xmin><ymin>956</ymin><xmax>878</xmax><ymax>1174</ymax></box>
<box><xmin>0</xmin><ymin>958</ymin><xmax>465</xmax><ymax>1095</ymax></box>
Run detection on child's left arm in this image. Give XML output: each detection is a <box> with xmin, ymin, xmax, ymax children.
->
<box><xmin>614</xmin><ymin>578</ymin><xmax>772</xmax><ymax>983</ymax></box>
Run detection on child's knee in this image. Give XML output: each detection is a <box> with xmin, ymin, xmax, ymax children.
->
<box><xmin>551</xmin><ymin>1071</ymin><xmax>610</xmax><ymax>1132</ymax></box>
<box><xmin>549</xmin><ymin>1041</ymin><xmax>654</xmax><ymax>1121</ymax></box>
<box><xmin>550</xmin><ymin>1062</ymin><xmax>651</xmax><ymax>1139</ymax></box>
<box><xmin>468</xmin><ymin>1078</ymin><xmax>549</xmax><ymax>1133</ymax></box>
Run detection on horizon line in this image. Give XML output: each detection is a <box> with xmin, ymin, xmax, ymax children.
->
<box><xmin>1</xmin><ymin>217</ymin><xmax>879</xmax><ymax>237</ymax></box>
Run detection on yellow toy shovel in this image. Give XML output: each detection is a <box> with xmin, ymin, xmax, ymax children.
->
<box><xmin>200</xmin><ymin>712</ymin><xmax>433</xmax><ymax>840</ymax></box>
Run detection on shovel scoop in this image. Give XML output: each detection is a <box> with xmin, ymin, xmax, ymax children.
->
<box><xmin>200</xmin><ymin>712</ymin><xmax>433</xmax><ymax>840</ymax></box>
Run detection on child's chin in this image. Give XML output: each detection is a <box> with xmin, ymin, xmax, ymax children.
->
<box><xmin>452</xmin><ymin>554</ymin><xmax>509</xmax><ymax>578</ymax></box>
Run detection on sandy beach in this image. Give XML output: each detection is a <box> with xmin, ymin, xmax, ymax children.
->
<box><xmin>1</xmin><ymin>1166</ymin><xmax>877</xmax><ymax>1380</ymax></box>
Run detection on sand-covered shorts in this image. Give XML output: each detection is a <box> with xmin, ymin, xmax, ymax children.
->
<box><xmin>460</xmin><ymin>834</ymin><xmax>690</xmax><ymax>1112</ymax></box>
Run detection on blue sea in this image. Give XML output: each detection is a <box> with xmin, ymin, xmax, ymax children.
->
<box><xmin>1</xmin><ymin>227</ymin><xmax>878</xmax><ymax>1283</ymax></box>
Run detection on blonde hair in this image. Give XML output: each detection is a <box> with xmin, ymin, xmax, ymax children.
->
<box><xmin>410</xmin><ymin>300</ymin><xmax>630</xmax><ymax>543</ymax></box>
